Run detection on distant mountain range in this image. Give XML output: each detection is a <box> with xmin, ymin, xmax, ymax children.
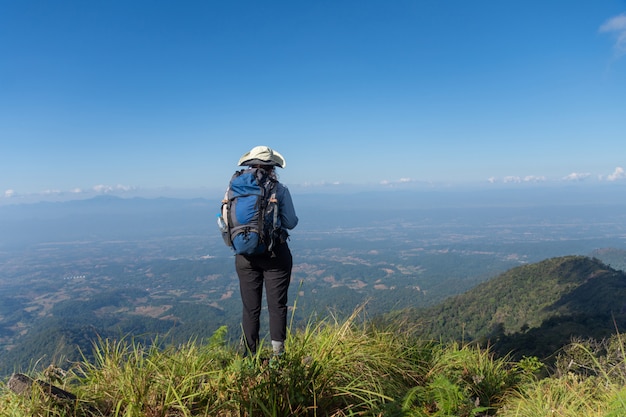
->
<box><xmin>390</xmin><ymin>253</ymin><xmax>626</xmax><ymax>361</ymax></box>
<box><xmin>3</xmin><ymin>187</ymin><xmax>626</xmax><ymax>248</ymax></box>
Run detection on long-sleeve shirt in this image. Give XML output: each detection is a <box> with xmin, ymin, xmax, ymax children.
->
<box><xmin>275</xmin><ymin>183</ymin><xmax>298</xmax><ymax>230</ymax></box>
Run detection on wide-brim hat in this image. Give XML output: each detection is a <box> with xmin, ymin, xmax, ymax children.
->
<box><xmin>238</xmin><ymin>146</ymin><xmax>286</xmax><ymax>168</ymax></box>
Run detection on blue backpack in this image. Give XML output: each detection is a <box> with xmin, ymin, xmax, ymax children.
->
<box><xmin>220</xmin><ymin>168</ymin><xmax>279</xmax><ymax>255</ymax></box>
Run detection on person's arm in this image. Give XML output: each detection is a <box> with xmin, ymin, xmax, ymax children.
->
<box><xmin>277</xmin><ymin>184</ymin><xmax>298</xmax><ymax>230</ymax></box>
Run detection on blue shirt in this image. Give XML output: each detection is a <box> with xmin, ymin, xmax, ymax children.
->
<box><xmin>275</xmin><ymin>183</ymin><xmax>298</xmax><ymax>230</ymax></box>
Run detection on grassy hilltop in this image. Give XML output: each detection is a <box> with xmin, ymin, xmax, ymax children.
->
<box><xmin>3</xmin><ymin>255</ymin><xmax>626</xmax><ymax>416</ymax></box>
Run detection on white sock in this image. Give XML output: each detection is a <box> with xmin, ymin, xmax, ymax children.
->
<box><xmin>271</xmin><ymin>340</ymin><xmax>284</xmax><ymax>355</ymax></box>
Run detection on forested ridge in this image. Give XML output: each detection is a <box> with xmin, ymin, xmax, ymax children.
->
<box><xmin>389</xmin><ymin>255</ymin><xmax>626</xmax><ymax>360</ymax></box>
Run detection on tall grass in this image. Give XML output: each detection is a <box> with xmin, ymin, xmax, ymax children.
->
<box><xmin>0</xmin><ymin>307</ymin><xmax>429</xmax><ymax>416</ymax></box>
<box><xmin>15</xmin><ymin>309</ymin><xmax>626</xmax><ymax>416</ymax></box>
<box><xmin>496</xmin><ymin>332</ymin><xmax>626</xmax><ymax>417</ymax></box>
<box><xmin>276</xmin><ymin>305</ymin><xmax>424</xmax><ymax>415</ymax></box>
<box><xmin>400</xmin><ymin>342</ymin><xmax>523</xmax><ymax>417</ymax></box>
<box><xmin>496</xmin><ymin>373</ymin><xmax>610</xmax><ymax>417</ymax></box>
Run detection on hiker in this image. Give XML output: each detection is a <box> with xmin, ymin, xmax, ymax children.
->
<box><xmin>224</xmin><ymin>146</ymin><xmax>298</xmax><ymax>356</ymax></box>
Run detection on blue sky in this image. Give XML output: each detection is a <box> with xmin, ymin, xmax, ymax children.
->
<box><xmin>1</xmin><ymin>0</ymin><xmax>626</xmax><ymax>203</ymax></box>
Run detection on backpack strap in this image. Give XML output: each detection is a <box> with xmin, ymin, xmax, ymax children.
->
<box><xmin>268</xmin><ymin>191</ymin><xmax>279</xmax><ymax>252</ymax></box>
<box><xmin>270</xmin><ymin>192</ymin><xmax>278</xmax><ymax>226</ymax></box>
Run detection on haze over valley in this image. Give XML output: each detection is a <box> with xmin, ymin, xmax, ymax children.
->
<box><xmin>1</xmin><ymin>185</ymin><xmax>626</xmax><ymax>374</ymax></box>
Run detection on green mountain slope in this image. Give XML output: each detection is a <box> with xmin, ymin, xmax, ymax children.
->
<box><xmin>391</xmin><ymin>256</ymin><xmax>626</xmax><ymax>359</ymax></box>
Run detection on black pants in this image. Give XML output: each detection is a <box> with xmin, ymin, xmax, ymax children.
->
<box><xmin>235</xmin><ymin>243</ymin><xmax>293</xmax><ymax>353</ymax></box>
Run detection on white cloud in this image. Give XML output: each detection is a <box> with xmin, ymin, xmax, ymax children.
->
<box><xmin>380</xmin><ymin>178</ymin><xmax>413</xmax><ymax>186</ymax></box>
<box><xmin>93</xmin><ymin>184</ymin><xmax>136</xmax><ymax>193</ymax></box>
<box><xmin>380</xmin><ymin>177</ymin><xmax>422</xmax><ymax>187</ymax></box>
<box><xmin>563</xmin><ymin>172</ymin><xmax>591</xmax><ymax>181</ymax></box>
<box><xmin>503</xmin><ymin>176</ymin><xmax>522</xmax><ymax>183</ymax></box>
<box><xmin>600</xmin><ymin>13</ymin><xmax>626</xmax><ymax>56</ymax></box>
<box><xmin>606</xmin><ymin>166</ymin><xmax>626</xmax><ymax>181</ymax></box>
<box><xmin>117</xmin><ymin>184</ymin><xmax>134</xmax><ymax>192</ymax></box>
<box><xmin>296</xmin><ymin>181</ymin><xmax>343</xmax><ymax>188</ymax></box>
<box><xmin>500</xmin><ymin>175</ymin><xmax>546</xmax><ymax>184</ymax></box>
<box><xmin>93</xmin><ymin>185</ymin><xmax>111</xmax><ymax>193</ymax></box>
<box><xmin>4</xmin><ymin>189</ymin><xmax>15</xmax><ymax>198</ymax></box>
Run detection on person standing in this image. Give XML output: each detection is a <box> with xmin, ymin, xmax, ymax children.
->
<box><xmin>231</xmin><ymin>146</ymin><xmax>298</xmax><ymax>356</ymax></box>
